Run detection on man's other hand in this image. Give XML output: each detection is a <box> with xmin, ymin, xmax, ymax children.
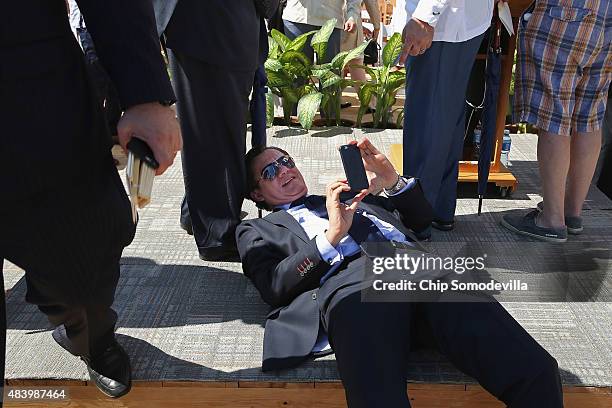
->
<box><xmin>117</xmin><ymin>102</ymin><xmax>182</xmax><ymax>175</ymax></box>
<box><xmin>349</xmin><ymin>138</ymin><xmax>398</xmax><ymax>193</ymax></box>
<box><xmin>399</xmin><ymin>18</ymin><xmax>434</xmax><ymax>64</ymax></box>
<box><xmin>325</xmin><ymin>181</ymin><xmax>367</xmax><ymax>246</ymax></box>
<box><xmin>344</xmin><ymin>19</ymin><xmax>356</xmax><ymax>33</ymax></box>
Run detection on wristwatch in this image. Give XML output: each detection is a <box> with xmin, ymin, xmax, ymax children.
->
<box><xmin>384</xmin><ymin>174</ymin><xmax>408</xmax><ymax>196</ymax></box>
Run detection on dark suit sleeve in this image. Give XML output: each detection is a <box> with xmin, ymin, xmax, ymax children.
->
<box><xmin>236</xmin><ymin>221</ymin><xmax>331</xmax><ymax>308</ymax></box>
<box><xmin>368</xmin><ymin>179</ymin><xmax>433</xmax><ymax>232</ymax></box>
<box><xmin>75</xmin><ymin>0</ymin><xmax>175</xmax><ymax>109</ymax></box>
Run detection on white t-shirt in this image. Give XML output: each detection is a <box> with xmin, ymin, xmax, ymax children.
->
<box><xmin>405</xmin><ymin>0</ymin><xmax>494</xmax><ymax>43</ymax></box>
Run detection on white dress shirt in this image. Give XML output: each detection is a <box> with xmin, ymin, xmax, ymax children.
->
<box><xmin>405</xmin><ymin>0</ymin><xmax>494</xmax><ymax>43</ymax></box>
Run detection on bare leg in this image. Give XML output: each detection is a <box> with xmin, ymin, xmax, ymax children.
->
<box><xmin>565</xmin><ymin>130</ymin><xmax>602</xmax><ymax>217</ymax></box>
<box><xmin>537</xmin><ymin>131</ymin><xmax>570</xmax><ymax>229</ymax></box>
<box><xmin>348</xmin><ymin>60</ymin><xmax>366</xmax><ymax>83</ymax></box>
<box><xmin>347</xmin><ymin>59</ymin><xmax>376</xmax><ymax>108</ymax></box>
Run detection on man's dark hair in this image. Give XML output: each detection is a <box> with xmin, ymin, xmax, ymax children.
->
<box><xmin>245</xmin><ymin>145</ymin><xmax>290</xmax><ymax>210</ymax></box>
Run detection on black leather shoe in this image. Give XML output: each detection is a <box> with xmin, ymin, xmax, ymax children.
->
<box><xmin>199</xmin><ymin>245</ymin><xmax>240</xmax><ymax>262</ymax></box>
<box><xmin>413</xmin><ymin>228</ymin><xmax>431</xmax><ymax>241</ymax></box>
<box><xmin>431</xmin><ymin>219</ymin><xmax>455</xmax><ymax>231</ymax></box>
<box><xmin>82</xmin><ymin>340</ymin><xmax>132</xmax><ymax>398</ymax></box>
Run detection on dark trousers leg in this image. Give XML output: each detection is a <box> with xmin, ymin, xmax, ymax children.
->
<box><xmin>169</xmin><ymin>50</ymin><xmax>254</xmax><ymax>252</ymax></box>
<box><xmin>328</xmin><ymin>293</ymin><xmax>562</xmax><ymax>408</ymax></box>
<box><xmin>421</xmin><ymin>302</ymin><xmax>563</xmax><ymax>407</ymax></box>
<box><xmin>403</xmin><ymin>34</ymin><xmax>484</xmax><ymax>221</ymax></box>
<box><xmin>328</xmin><ymin>293</ymin><xmax>413</xmax><ymax>408</ymax></box>
<box><xmin>0</xmin><ymin>167</ymin><xmax>133</xmax><ymax>357</ymax></box>
<box><xmin>1</xmin><ymin>260</ymin><xmax>5</xmax><ymax>404</ymax></box>
<box><xmin>37</xmin><ymin>304</ymin><xmax>117</xmax><ymax>357</ymax></box>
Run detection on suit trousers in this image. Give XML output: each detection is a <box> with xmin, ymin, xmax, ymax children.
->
<box><xmin>168</xmin><ymin>49</ymin><xmax>255</xmax><ymax>252</ymax></box>
<box><xmin>0</xmin><ymin>165</ymin><xmax>135</xmax><ymax>357</ymax></box>
<box><xmin>1</xmin><ymin>31</ymin><xmax>136</xmax><ymax>359</ymax></box>
<box><xmin>403</xmin><ymin>34</ymin><xmax>485</xmax><ymax>222</ymax></box>
<box><xmin>327</xmin><ymin>292</ymin><xmax>563</xmax><ymax>408</ymax></box>
<box><xmin>1</xmin><ymin>262</ymin><xmax>5</xmax><ymax>397</ymax></box>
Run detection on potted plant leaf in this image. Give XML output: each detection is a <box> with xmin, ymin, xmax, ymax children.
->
<box><xmin>265</xmin><ymin>29</ymin><xmax>318</xmax><ymax>126</ymax></box>
<box><xmin>355</xmin><ymin>32</ymin><xmax>406</xmax><ymax>129</ymax></box>
<box><xmin>303</xmin><ymin>37</ymin><xmax>370</xmax><ymax>128</ymax></box>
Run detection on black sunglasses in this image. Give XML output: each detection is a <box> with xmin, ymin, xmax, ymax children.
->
<box><xmin>257</xmin><ymin>155</ymin><xmax>296</xmax><ymax>183</ymax></box>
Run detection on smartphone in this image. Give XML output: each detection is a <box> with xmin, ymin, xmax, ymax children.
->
<box><xmin>339</xmin><ymin>144</ymin><xmax>369</xmax><ymax>191</ymax></box>
<box><xmin>127</xmin><ymin>137</ymin><xmax>159</xmax><ymax>169</ymax></box>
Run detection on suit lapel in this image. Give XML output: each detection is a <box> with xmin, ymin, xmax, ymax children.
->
<box><xmin>264</xmin><ymin>210</ymin><xmax>311</xmax><ymax>244</ymax></box>
<box><xmin>358</xmin><ymin>198</ymin><xmax>427</xmax><ymax>252</ymax></box>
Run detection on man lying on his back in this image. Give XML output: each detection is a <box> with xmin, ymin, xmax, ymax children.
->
<box><xmin>236</xmin><ymin>138</ymin><xmax>563</xmax><ymax>408</ymax></box>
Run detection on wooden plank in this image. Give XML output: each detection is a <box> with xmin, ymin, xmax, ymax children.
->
<box><xmin>162</xmin><ymin>381</ymin><xmax>234</xmax><ymax>388</ymax></box>
<box><xmin>238</xmin><ymin>381</ymin><xmax>314</xmax><ymax>389</ymax></box>
<box><xmin>563</xmin><ymin>393</ymin><xmax>612</xmax><ymax>408</ymax></box>
<box><xmin>132</xmin><ymin>381</ymin><xmax>163</xmax><ymax>388</ymax></box>
<box><xmin>283</xmin><ymin>383</ymin><xmax>315</xmax><ymax>389</ymax></box>
<box><xmin>3</xmin><ymin>387</ymin><xmax>348</xmax><ymax>408</ymax></box>
<box><xmin>3</xmin><ymin>384</ymin><xmax>610</xmax><ymax>408</ymax></box>
<box><xmin>407</xmin><ymin>383</ymin><xmax>466</xmax><ymax>391</ymax></box>
<box><xmin>6</xmin><ymin>379</ymin><xmax>86</xmax><ymax>386</ymax></box>
<box><xmin>563</xmin><ymin>386</ymin><xmax>612</xmax><ymax>395</ymax></box>
<box><xmin>314</xmin><ymin>382</ymin><xmax>344</xmax><ymax>389</ymax></box>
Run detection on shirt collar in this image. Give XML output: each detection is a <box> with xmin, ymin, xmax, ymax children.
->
<box><xmin>274</xmin><ymin>194</ymin><xmax>312</xmax><ymax>211</ymax></box>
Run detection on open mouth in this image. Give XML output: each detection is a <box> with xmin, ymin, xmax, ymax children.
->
<box><xmin>281</xmin><ymin>176</ymin><xmax>295</xmax><ymax>187</ymax></box>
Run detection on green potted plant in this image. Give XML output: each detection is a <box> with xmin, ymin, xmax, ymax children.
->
<box><xmin>265</xmin><ymin>19</ymin><xmax>369</xmax><ymax>130</ymax></box>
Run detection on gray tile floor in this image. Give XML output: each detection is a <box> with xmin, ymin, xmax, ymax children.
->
<box><xmin>3</xmin><ymin>128</ymin><xmax>612</xmax><ymax>385</ymax></box>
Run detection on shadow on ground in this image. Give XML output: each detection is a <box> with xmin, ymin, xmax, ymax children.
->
<box><xmin>6</xmin><ymin>258</ymin><xmax>267</xmax><ymax>332</ymax></box>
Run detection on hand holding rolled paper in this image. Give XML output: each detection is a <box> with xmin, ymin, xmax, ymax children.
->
<box><xmin>126</xmin><ymin>138</ymin><xmax>159</xmax><ymax>222</ymax></box>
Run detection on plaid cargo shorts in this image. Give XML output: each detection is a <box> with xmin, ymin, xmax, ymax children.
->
<box><xmin>514</xmin><ymin>0</ymin><xmax>611</xmax><ymax>136</ymax></box>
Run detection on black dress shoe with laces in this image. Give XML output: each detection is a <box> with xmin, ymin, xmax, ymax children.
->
<box><xmin>82</xmin><ymin>340</ymin><xmax>132</xmax><ymax>398</ymax></box>
<box><xmin>431</xmin><ymin>219</ymin><xmax>455</xmax><ymax>231</ymax></box>
<box><xmin>52</xmin><ymin>327</ymin><xmax>131</xmax><ymax>398</ymax></box>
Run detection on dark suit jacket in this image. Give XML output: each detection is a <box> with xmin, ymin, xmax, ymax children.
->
<box><xmin>1</xmin><ymin>0</ymin><xmax>174</xmax><ymax>209</ymax></box>
<box><xmin>236</xmin><ymin>182</ymin><xmax>433</xmax><ymax>371</ymax></box>
<box><xmin>152</xmin><ymin>0</ymin><xmax>261</xmax><ymax>72</ymax></box>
